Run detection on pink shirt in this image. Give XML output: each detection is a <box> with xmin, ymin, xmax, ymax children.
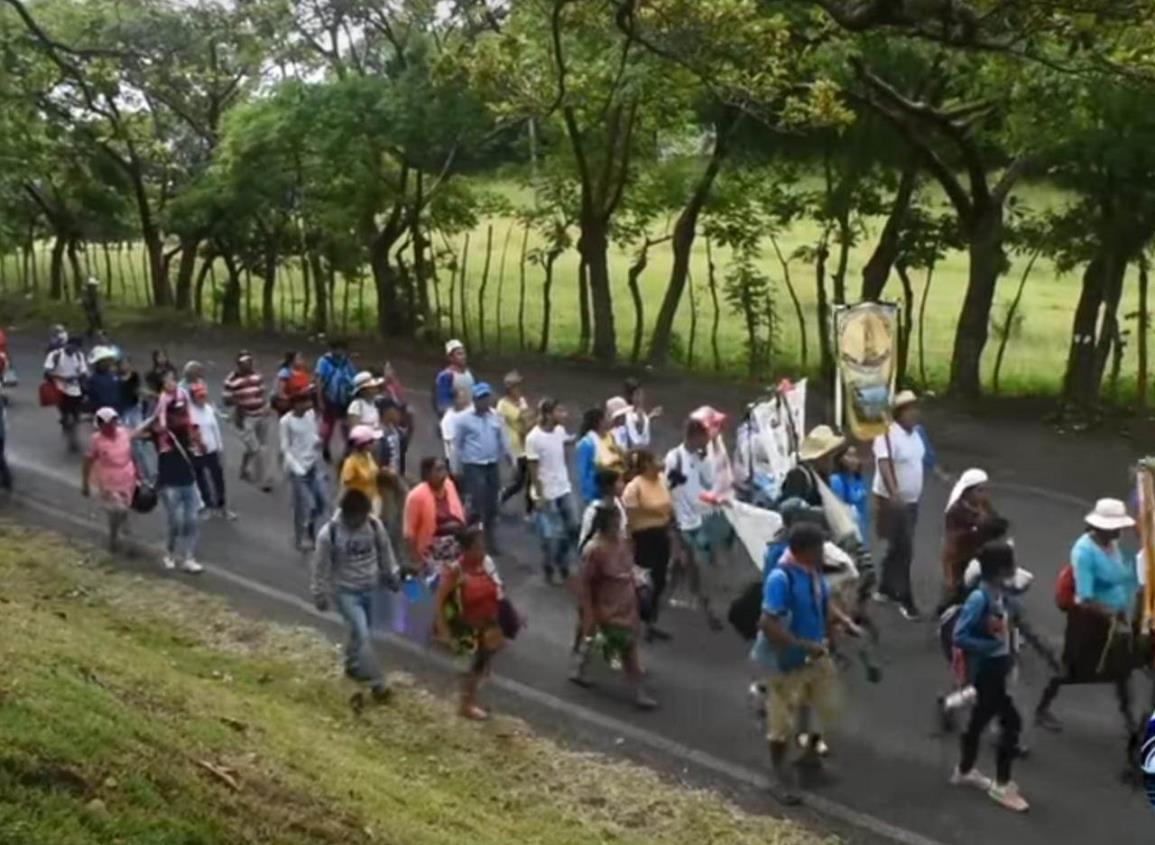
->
<box><xmin>88</xmin><ymin>428</ymin><xmax>137</xmax><ymax>499</ymax></box>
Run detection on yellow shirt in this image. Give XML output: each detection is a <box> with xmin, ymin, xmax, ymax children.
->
<box><xmin>596</xmin><ymin>432</ymin><xmax>625</xmax><ymax>473</ymax></box>
<box><xmin>497</xmin><ymin>396</ymin><xmax>530</xmax><ymax>458</ymax></box>
<box><xmin>622</xmin><ymin>474</ymin><xmax>673</xmax><ymax>532</ymax></box>
<box><xmin>341</xmin><ymin>451</ymin><xmax>380</xmax><ymax>503</ymax></box>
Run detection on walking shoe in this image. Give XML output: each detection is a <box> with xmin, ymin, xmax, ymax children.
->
<box><xmin>950</xmin><ymin>767</ymin><xmax>993</xmax><ymax>791</ymax></box>
<box><xmin>219</xmin><ymin>508</ymin><xmax>238</xmax><ymax>521</ymax></box>
<box><xmin>987</xmin><ymin>781</ymin><xmax>1029</xmax><ymax>812</ymax></box>
<box><xmin>898</xmin><ymin>602</ymin><xmax>922</xmax><ymax>621</ymax></box>
<box><xmin>797</xmin><ymin>733</ymin><xmax>830</xmax><ymax>757</ymax></box>
<box><xmin>179</xmin><ymin>558</ymin><xmax>204</xmax><ymax>575</ymax></box>
<box><xmin>871</xmin><ymin>591</ymin><xmax>892</xmax><ymax>604</ymax></box>
<box><xmin>1034</xmin><ymin>710</ymin><xmax>1063</xmax><ymax>733</ymax></box>
<box><xmin>161</xmin><ymin>554</ymin><xmax>178</xmax><ymax>571</ymax></box>
<box><xmin>459</xmin><ymin>704</ymin><xmax>489</xmax><ymax>721</ymax></box>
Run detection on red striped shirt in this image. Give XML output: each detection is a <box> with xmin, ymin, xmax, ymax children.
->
<box><xmin>223</xmin><ymin>371</ymin><xmax>267</xmax><ymax>415</ymax></box>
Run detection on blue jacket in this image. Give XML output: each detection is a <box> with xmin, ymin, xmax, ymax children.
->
<box><xmin>575</xmin><ymin>432</ymin><xmax>599</xmax><ymax>503</ymax></box>
<box><xmin>953</xmin><ymin>584</ymin><xmax>1012</xmax><ymax>681</ymax></box>
<box><xmin>87</xmin><ymin>370</ymin><xmax>123</xmax><ymax>413</ymax></box>
<box><xmin>830</xmin><ymin>470</ymin><xmax>869</xmax><ymax>540</ymax></box>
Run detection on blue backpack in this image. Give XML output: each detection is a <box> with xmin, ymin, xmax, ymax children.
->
<box><xmin>318</xmin><ymin>355</ymin><xmax>353</xmax><ymax>408</ymax></box>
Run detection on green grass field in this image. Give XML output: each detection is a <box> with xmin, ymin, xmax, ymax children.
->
<box><xmin>0</xmin><ymin>523</ymin><xmax>830</xmax><ymax>845</ymax></box>
<box><xmin>0</xmin><ymin>178</ymin><xmax>1136</xmax><ymax>397</ymax></box>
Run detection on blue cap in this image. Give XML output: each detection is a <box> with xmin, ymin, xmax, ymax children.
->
<box><xmin>472</xmin><ymin>382</ymin><xmax>493</xmax><ymax>399</ymax></box>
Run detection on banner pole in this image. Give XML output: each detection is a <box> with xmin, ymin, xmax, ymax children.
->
<box><xmin>833</xmin><ymin>305</ymin><xmax>844</xmax><ymax>434</ymax></box>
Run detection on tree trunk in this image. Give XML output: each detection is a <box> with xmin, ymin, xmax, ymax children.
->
<box><xmin>948</xmin><ymin>203</ymin><xmax>1005</xmax><ymax>398</ymax></box>
<box><xmin>832</xmin><ymin>211</ymin><xmax>852</xmax><ymax>306</ymax></box>
<box><xmin>538</xmin><ymin>246</ymin><xmax>562</xmax><ymax>355</ymax></box>
<box><xmin>477</xmin><ymin>225</ymin><xmax>494</xmax><ymax>350</ymax></box>
<box><xmin>917</xmin><ymin>258</ymin><xmax>936</xmax><ymax>387</ymax></box>
<box><xmin>576</xmin><ymin>257</ymin><xmax>592</xmax><ymax>356</ymax></box>
<box><xmin>369</xmin><ymin>232</ymin><xmax>405</xmax><ymax>336</ymax></box>
<box><xmin>706</xmin><ymin>237</ymin><xmax>722</xmax><ymax>372</ymax></box>
<box><xmin>1139</xmin><ymin>254</ymin><xmax>1150</xmax><ymax>411</ymax></box>
<box><xmin>814</xmin><ymin>238</ymin><xmax>833</xmax><ymax>379</ymax></box>
<box><xmin>173</xmin><ymin>235</ymin><xmax>199</xmax><ymax>310</ymax></box>
<box><xmin>517</xmin><ymin>226</ymin><xmax>530</xmax><ymax>351</ymax></box>
<box><xmin>244</xmin><ymin>267</ymin><xmax>254</xmax><ymax>326</ymax></box>
<box><xmin>769</xmin><ymin>233</ymin><xmax>808</xmax><ymax>369</ymax></box>
<box><xmin>861</xmin><ymin>163</ymin><xmax>918</xmax><ymax>301</ymax></box>
<box><xmin>495</xmin><ymin>224</ymin><xmax>513</xmax><ymax>352</ymax></box>
<box><xmin>220</xmin><ymin>252</ymin><xmax>243</xmax><ymax>326</ymax></box>
<box><xmin>579</xmin><ymin>221</ymin><xmax>617</xmax><ymax>361</ymax></box>
<box><xmin>991</xmin><ymin>250</ymin><xmax>1039</xmax><ymax>395</ymax></box>
<box><xmin>102</xmin><ymin>242</ymin><xmax>114</xmax><ymax>300</ymax></box>
<box><xmin>48</xmin><ymin>235</ymin><xmax>66</xmax><ymax>300</ymax></box>
<box><xmin>626</xmin><ymin>242</ymin><xmax>650</xmax><ymax>363</ymax></box>
<box><xmin>457</xmin><ymin>234</ymin><xmax>471</xmax><ymax>347</ymax></box>
<box><xmin>687</xmin><ymin>267</ymin><xmax>698</xmax><ymax>369</ymax></box>
<box><xmin>895</xmin><ymin>264</ymin><xmax>916</xmax><ymax>386</ymax></box>
<box><xmin>142</xmin><ymin>225</ymin><xmax>171</xmax><ymax>306</ymax></box>
<box><xmin>261</xmin><ymin>245</ymin><xmax>278</xmax><ymax>332</ymax></box>
<box><xmin>308</xmin><ymin>251</ymin><xmax>328</xmax><ymax>335</ymax></box>
<box><xmin>193</xmin><ymin>250</ymin><xmax>215</xmax><ymax>318</ymax></box>
<box><xmin>66</xmin><ymin>238</ymin><xmax>84</xmax><ymax>298</ymax></box>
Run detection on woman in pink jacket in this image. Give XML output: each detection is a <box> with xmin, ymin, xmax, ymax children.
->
<box><xmin>404</xmin><ymin>456</ymin><xmax>466</xmax><ymax>577</ymax></box>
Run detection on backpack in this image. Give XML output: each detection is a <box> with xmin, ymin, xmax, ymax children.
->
<box><xmin>325</xmin><ymin>515</ymin><xmax>391</xmax><ymax>573</ymax></box>
<box><xmin>728</xmin><ymin>579</ymin><xmax>766</xmax><ymax>641</ymax></box>
<box><xmin>1055</xmin><ymin>563</ymin><xmax>1076</xmax><ymax>612</ymax></box>
<box><xmin>319</xmin><ymin>356</ymin><xmax>353</xmax><ymax>408</ymax></box>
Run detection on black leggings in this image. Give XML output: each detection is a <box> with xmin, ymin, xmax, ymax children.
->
<box><xmin>633</xmin><ymin>527</ymin><xmax>671</xmax><ymax>623</ymax></box>
<box><xmin>193</xmin><ymin>452</ymin><xmax>226</xmax><ymax>508</ymax></box>
<box><xmin>500</xmin><ymin>456</ymin><xmax>533</xmax><ymax>513</ymax></box>
<box><xmin>960</xmin><ymin>656</ymin><xmax>1021</xmax><ymax>784</ymax></box>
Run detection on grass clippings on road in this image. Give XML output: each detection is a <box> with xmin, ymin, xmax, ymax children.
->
<box><xmin>0</xmin><ymin>522</ymin><xmax>833</xmax><ymax>845</ymax></box>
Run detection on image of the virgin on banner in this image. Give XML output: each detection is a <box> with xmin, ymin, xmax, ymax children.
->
<box><xmin>835</xmin><ymin>303</ymin><xmax>899</xmax><ymax>440</ymax></box>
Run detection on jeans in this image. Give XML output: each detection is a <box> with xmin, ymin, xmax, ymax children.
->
<box><xmin>193</xmin><ymin>451</ymin><xmax>226</xmax><ymax>509</ymax></box>
<box><xmin>879</xmin><ymin>502</ymin><xmax>919</xmax><ymax>605</ymax></box>
<box><xmin>290</xmin><ymin>468</ymin><xmax>329</xmax><ymax>546</ymax></box>
<box><xmin>120</xmin><ymin>405</ymin><xmax>157</xmax><ymax>485</ymax></box>
<box><xmin>160</xmin><ymin>484</ymin><xmax>200</xmax><ymax>561</ymax></box>
<box><xmin>533</xmin><ymin>494</ymin><xmax>579</xmax><ymax>574</ymax></box>
<box><xmin>960</xmin><ymin>656</ymin><xmax>1021</xmax><ymax>784</ymax></box>
<box><xmin>335</xmin><ymin>588</ymin><xmax>382</xmax><ymax>685</ymax></box>
<box><xmin>238</xmin><ymin>414</ymin><xmax>273</xmax><ymax>488</ymax></box>
<box><xmin>463</xmin><ymin>462</ymin><xmax>501</xmax><ymax>547</ymax></box>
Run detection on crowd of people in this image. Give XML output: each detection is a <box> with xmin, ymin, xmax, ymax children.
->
<box><xmin>8</xmin><ymin>325</ymin><xmax>1154</xmax><ymax>816</ymax></box>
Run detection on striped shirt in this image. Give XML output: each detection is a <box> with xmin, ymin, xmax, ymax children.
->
<box><xmin>222</xmin><ymin>371</ymin><xmax>267</xmax><ymax>416</ymax></box>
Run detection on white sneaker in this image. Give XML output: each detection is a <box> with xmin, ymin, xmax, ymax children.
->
<box><xmin>988</xmin><ymin>781</ymin><xmax>1029</xmax><ymax>812</ymax></box>
<box><xmin>950</xmin><ymin>767</ymin><xmax>993</xmax><ymax>791</ymax></box>
<box><xmin>162</xmin><ymin>555</ymin><xmax>178</xmax><ymax>571</ymax></box>
<box><xmin>179</xmin><ymin>558</ymin><xmax>204</xmax><ymax>575</ymax></box>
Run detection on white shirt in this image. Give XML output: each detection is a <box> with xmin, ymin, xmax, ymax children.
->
<box><xmin>280</xmin><ymin>409</ymin><xmax>321</xmax><ymax>476</ymax></box>
<box><xmin>346</xmin><ymin>397</ymin><xmax>380</xmax><ymax>430</ymax></box>
<box><xmin>615</xmin><ymin>409</ymin><xmax>651</xmax><ymax>450</ymax></box>
<box><xmin>664</xmin><ymin>444</ymin><xmax>714</xmax><ymax>531</ymax></box>
<box><xmin>44</xmin><ymin>348</ymin><xmax>88</xmax><ymax>397</ymax></box>
<box><xmin>872</xmin><ymin>423</ymin><xmax>926</xmax><ymax>504</ymax></box>
<box><xmin>525</xmin><ymin>424</ymin><xmax>571</xmax><ymax>501</ymax></box>
<box><xmin>440</xmin><ymin>407</ymin><xmax>470</xmax><ymax>470</ymax></box>
<box><xmin>189</xmin><ymin>401</ymin><xmax>223</xmax><ymax>454</ymax></box>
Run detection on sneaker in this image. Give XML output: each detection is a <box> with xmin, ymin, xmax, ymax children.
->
<box><xmin>988</xmin><ymin>781</ymin><xmax>1029</xmax><ymax>812</ymax></box>
<box><xmin>872</xmin><ymin>591</ymin><xmax>892</xmax><ymax>604</ymax></box>
<box><xmin>179</xmin><ymin>558</ymin><xmax>204</xmax><ymax>575</ymax></box>
<box><xmin>162</xmin><ymin>554</ymin><xmax>178</xmax><ymax>571</ymax></box>
<box><xmin>220</xmin><ymin>508</ymin><xmax>238</xmax><ymax>521</ymax></box>
<box><xmin>798</xmin><ymin>733</ymin><xmax>830</xmax><ymax>757</ymax></box>
<box><xmin>1034</xmin><ymin>710</ymin><xmax>1063</xmax><ymax>733</ymax></box>
<box><xmin>950</xmin><ymin>767</ymin><xmax>993</xmax><ymax>791</ymax></box>
<box><xmin>899</xmin><ymin>603</ymin><xmax>922</xmax><ymax>621</ymax></box>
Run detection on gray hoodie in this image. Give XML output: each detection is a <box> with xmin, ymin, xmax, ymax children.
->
<box><xmin>311</xmin><ymin>515</ymin><xmax>398</xmax><ymax>601</ymax></box>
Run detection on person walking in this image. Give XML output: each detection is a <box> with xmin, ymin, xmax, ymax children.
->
<box><xmin>85</xmin><ymin>346</ymin><xmax>122</xmax><ymax>414</ymax></box>
<box><xmin>433</xmin><ymin>339</ymin><xmax>475</xmax><ymax>418</ymax></box>
<box><xmin>155</xmin><ymin>425</ymin><xmax>203</xmax><ymax>574</ymax></box>
<box><xmin>81</xmin><ymin>277</ymin><xmax>103</xmax><ymax>335</ymax></box>
<box><xmin>623</xmin><ymin>450</ymin><xmax>674</xmax><ymax>641</ymax></box>
<box><xmin>376</xmin><ymin>395</ymin><xmax>408</xmax><ymax>562</ymax></box>
<box><xmin>314</xmin><ymin>338</ymin><xmax>356</xmax><ymax>463</ymax></box>
<box><xmin>181</xmin><ymin>360</ymin><xmax>206</xmax><ymax>394</ymax></box>
<box><xmin>497</xmin><ymin>370</ymin><xmax>534</xmax><ymax>516</ymax></box>
<box><xmin>751</xmin><ymin>523</ymin><xmax>840</xmax><ymax>805</ymax></box>
<box><xmin>453</xmin><ymin>383</ymin><xmax>514</xmax><ymax>553</ymax></box>
<box><xmin>142</xmin><ymin>349</ymin><xmax>176</xmax><ymax>419</ymax></box>
<box><xmin>830</xmin><ymin>446</ymin><xmax>869</xmax><ymax>542</ymax></box>
<box><xmin>346</xmin><ymin>371</ymin><xmax>383</xmax><ymax>431</ymax></box>
<box><xmin>526</xmin><ymin>398</ymin><xmax>578</xmax><ymax>583</ymax></box>
<box><xmin>274</xmin><ymin>351</ymin><xmax>312</xmax><ymax>414</ymax></box>
<box><xmin>403</xmin><ymin>456</ymin><xmax>466</xmax><ymax>577</ymax></box>
<box><xmin>81</xmin><ymin>407</ymin><xmax>137</xmax><ymax>551</ymax></box>
<box><xmin>872</xmin><ymin>390</ymin><xmax>927</xmax><ymax>620</ymax></box>
<box><xmin>379</xmin><ymin>361</ymin><xmax>412</xmax><ymax>475</ymax></box>
<box><xmin>222</xmin><ymin>352</ymin><xmax>274</xmax><ymax>493</ymax></box>
<box><xmin>341</xmin><ymin>425</ymin><xmax>385</xmax><ymax>517</ymax></box>
<box><xmin>664</xmin><ymin>418</ymin><xmax>721</xmax><ymax>630</ymax></box>
<box><xmin>571</xmin><ymin>503</ymin><xmax>658</xmax><ymax>710</ymax></box>
<box><xmin>312</xmin><ymin>488</ymin><xmax>399</xmax><ymax>706</ymax></box>
<box><xmin>938</xmin><ymin>469</ymin><xmax>1002</xmax><ymax>614</ymax></box>
<box><xmin>1035</xmin><ymin>499</ymin><xmax>1142</xmax><ymax>758</ymax></box>
<box><xmin>618</xmin><ymin>378</ymin><xmax>661</xmax><ymax>451</ymax></box>
<box><xmin>435</xmin><ymin>525</ymin><xmax>507</xmax><ymax>720</ymax></box>
<box><xmin>440</xmin><ymin>386</ymin><xmax>472</xmax><ymax>477</ymax></box>
<box><xmin>43</xmin><ymin>334</ymin><xmax>88</xmax><ymax>452</ymax></box>
<box><xmin>576</xmin><ymin>406</ymin><xmax>623</xmax><ymax>505</ymax></box>
<box><xmin>188</xmin><ymin>382</ymin><xmax>234</xmax><ymax>520</ymax></box>
<box><xmin>950</xmin><ymin>542</ymin><xmax>1029</xmax><ymax>812</ymax></box>
<box><xmin>280</xmin><ymin>390</ymin><xmax>328</xmax><ymax>551</ymax></box>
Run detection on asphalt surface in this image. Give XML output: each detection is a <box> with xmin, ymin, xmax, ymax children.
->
<box><xmin>2</xmin><ymin>326</ymin><xmax>1153</xmax><ymax>844</ymax></box>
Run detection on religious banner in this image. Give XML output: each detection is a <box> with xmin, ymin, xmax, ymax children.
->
<box><xmin>834</xmin><ymin>303</ymin><xmax>899</xmax><ymax>440</ymax></box>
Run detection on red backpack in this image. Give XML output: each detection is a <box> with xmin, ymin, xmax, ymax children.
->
<box><xmin>1055</xmin><ymin>563</ymin><xmax>1076</xmax><ymax>612</ymax></box>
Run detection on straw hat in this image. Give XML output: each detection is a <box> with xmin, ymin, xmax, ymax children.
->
<box><xmin>798</xmin><ymin>425</ymin><xmax>846</xmax><ymax>462</ymax></box>
<box><xmin>1084</xmin><ymin>498</ymin><xmax>1135</xmax><ymax>531</ymax></box>
<box><xmin>893</xmin><ymin>390</ymin><xmax>918</xmax><ymax>410</ymax></box>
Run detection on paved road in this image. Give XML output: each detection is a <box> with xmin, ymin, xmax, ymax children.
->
<box><xmin>2</xmin><ymin>327</ymin><xmax>1153</xmax><ymax>844</ymax></box>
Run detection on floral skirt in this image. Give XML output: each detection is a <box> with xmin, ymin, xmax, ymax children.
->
<box><xmin>423</xmin><ymin>534</ymin><xmax>460</xmax><ymax>576</ymax></box>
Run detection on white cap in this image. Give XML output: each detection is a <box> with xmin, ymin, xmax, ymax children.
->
<box><xmin>94</xmin><ymin>407</ymin><xmax>119</xmax><ymax>424</ymax></box>
<box><xmin>445</xmin><ymin>339</ymin><xmax>465</xmax><ymax>356</ymax></box>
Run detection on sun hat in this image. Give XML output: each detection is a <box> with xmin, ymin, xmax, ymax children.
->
<box><xmin>353</xmin><ymin>371</ymin><xmax>381</xmax><ymax>392</ymax></box>
<box><xmin>349</xmin><ymin>424</ymin><xmax>383</xmax><ymax>445</ymax></box>
<box><xmin>1084</xmin><ymin>498</ymin><xmax>1135</xmax><ymax>531</ymax></box>
<box><xmin>503</xmin><ymin>370</ymin><xmax>524</xmax><ymax>388</ymax></box>
<box><xmin>94</xmin><ymin>407</ymin><xmax>119</xmax><ymax>424</ymax></box>
<box><xmin>445</xmin><ymin>339</ymin><xmax>465</xmax><ymax>356</ymax></box>
<box><xmin>472</xmin><ymin>382</ymin><xmax>493</xmax><ymax>399</ymax></box>
<box><xmin>88</xmin><ymin>345</ymin><xmax>117</xmax><ymax>365</ymax></box>
<box><xmin>605</xmin><ymin>396</ymin><xmax>630</xmax><ymax>420</ymax></box>
<box><xmin>893</xmin><ymin>390</ymin><xmax>918</xmax><ymax>410</ymax></box>
<box><xmin>690</xmin><ymin>405</ymin><xmax>728</xmax><ymax>436</ymax></box>
<box><xmin>798</xmin><ymin>425</ymin><xmax>847</xmax><ymax>462</ymax></box>
<box><xmin>946</xmin><ymin>468</ymin><xmax>989</xmax><ymax>512</ymax></box>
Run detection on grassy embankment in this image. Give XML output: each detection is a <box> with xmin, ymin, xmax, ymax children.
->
<box><xmin>0</xmin><ymin>522</ymin><xmax>832</xmax><ymax>845</ymax></box>
<box><xmin>0</xmin><ymin>176</ymin><xmax>1129</xmax><ymax>397</ymax></box>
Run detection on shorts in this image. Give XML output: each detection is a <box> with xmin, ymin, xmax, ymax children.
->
<box><xmin>764</xmin><ymin>656</ymin><xmax>840</xmax><ymax>743</ymax></box>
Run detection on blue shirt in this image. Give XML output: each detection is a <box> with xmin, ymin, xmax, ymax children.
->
<box><xmin>314</xmin><ymin>353</ymin><xmax>355</xmax><ymax>408</ymax></box>
<box><xmin>916</xmin><ymin>425</ymin><xmax>937</xmax><ymax>470</ymax></box>
<box><xmin>830</xmin><ymin>471</ymin><xmax>869</xmax><ymax>540</ymax></box>
<box><xmin>453</xmin><ymin>408</ymin><xmax>510</xmax><ymax>466</ymax></box>
<box><xmin>953</xmin><ymin>583</ymin><xmax>1012</xmax><ymax>680</ymax></box>
<box><xmin>87</xmin><ymin>370</ymin><xmax>123</xmax><ymax>413</ymax></box>
<box><xmin>750</xmin><ymin>562</ymin><xmax>828</xmax><ymax>672</ymax></box>
<box><xmin>434</xmin><ymin>366</ymin><xmax>475</xmax><ymax>416</ymax></box>
<box><xmin>763</xmin><ymin>540</ymin><xmax>787</xmax><ymax>588</ymax></box>
<box><xmin>576</xmin><ymin>432</ymin><xmax>600</xmax><ymax>502</ymax></box>
<box><xmin>1072</xmin><ymin>533</ymin><xmax>1137</xmax><ymax>614</ymax></box>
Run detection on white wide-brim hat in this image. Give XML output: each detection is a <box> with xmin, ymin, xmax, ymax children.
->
<box><xmin>946</xmin><ymin>468</ymin><xmax>989</xmax><ymax>512</ymax></box>
<box><xmin>1084</xmin><ymin>498</ymin><xmax>1135</xmax><ymax>531</ymax></box>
